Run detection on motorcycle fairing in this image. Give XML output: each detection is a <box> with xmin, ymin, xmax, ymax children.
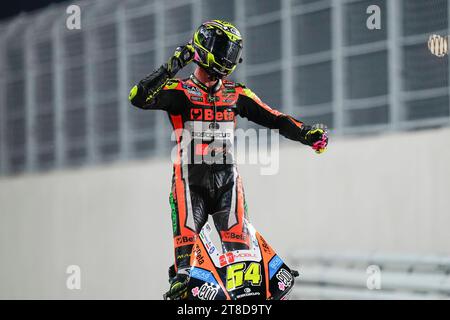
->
<box><xmin>187</xmin><ymin>220</ymin><xmax>295</xmax><ymax>300</ymax></box>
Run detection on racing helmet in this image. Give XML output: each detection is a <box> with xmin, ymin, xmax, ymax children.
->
<box><xmin>192</xmin><ymin>20</ymin><xmax>243</xmax><ymax>78</ymax></box>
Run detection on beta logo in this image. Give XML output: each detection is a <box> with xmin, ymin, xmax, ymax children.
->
<box><xmin>191</xmin><ymin>108</ymin><xmax>202</xmax><ymax>120</ymax></box>
<box><xmin>190</xmin><ymin>108</ymin><xmax>235</xmax><ymax>121</ymax></box>
<box><xmin>192</xmin><ymin>283</ymin><xmax>219</xmax><ymax>300</ymax></box>
<box><xmin>222</xmin><ymin>231</ymin><xmax>247</xmax><ymax>242</ymax></box>
<box><xmin>175</xmin><ymin>235</ymin><xmax>196</xmax><ymax>247</ymax></box>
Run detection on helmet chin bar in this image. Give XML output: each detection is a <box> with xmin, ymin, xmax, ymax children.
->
<box><xmin>209</xmin><ymin>67</ymin><xmax>226</xmax><ymax>80</ymax></box>
<box><xmin>205</xmin><ymin>68</ymin><xmax>221</xmax><ymax>80</ymax></box>
<box><xmin>193</xmin><ymin>57</ymin><xmax>236</xmax><ymax>80</ymax></box>
<box><xmin>198</xmin><ymin>63</ymin><xmax>226</xmax><ymax>80</ymax></box>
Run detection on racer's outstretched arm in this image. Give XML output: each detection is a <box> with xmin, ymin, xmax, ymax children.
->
<box><xmin>236</xmin><ymin>84</ymin><xmax>328</xmax><ymax>153</ymax></box>
<box><xmin>128</xmin><ymin>44</ymin><xmax>194</xmax><ymax>112</ymax></box>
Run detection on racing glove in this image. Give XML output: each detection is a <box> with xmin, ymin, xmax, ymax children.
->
<box><xmin>129</xmin><ymin>44</ymin><xmax>195</xmax><ymax>107</ymax></box>
<box><xmin>304</xmin><ymin>124</ymin><xmax>329</xmax><ymax>154</ymax></box>
<box><xmin>164</xmin><ymin>273</ymin><xmax>189</xmax><ymax>300</ymax></box>
<box><xmin>166</xmin><ymin>44</ymin><xmax>195</xmax><ymax>77</ymax></box>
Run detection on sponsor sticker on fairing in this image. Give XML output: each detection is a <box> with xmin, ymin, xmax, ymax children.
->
<box><xmin>219</xmin><ymin>251</ymin><xmax>260</xmax><ymax>267</ymax></box>
<box><xmin>276</xmin><ymin>268</ymin><xmax>293</xmax><ymax>291</ymax></box>
<box><xmin>190</xmin><ymin>268</ymin><xmax>218</xmax><ymax>286</ymax></box>
<box><xmin>236</xmin><ymin>287</ymin><xmax>261</xmax><ymax>299</ymax></box>
<box><xmin>268</xmin><ymin>255</ymin><xmax>283</xmax><ymax>279</ymax></box>
<box><xmin>192</xmin><ymin>283</ymin><xmax>219</xmax><ymax>300</ymax></box>
<box><xmin>193</xmin><ymin>244</ymin><xmax>205</xmax><ymax>265</ymax></box>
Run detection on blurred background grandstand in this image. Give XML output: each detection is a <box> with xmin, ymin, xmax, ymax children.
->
<box><xmin>0</xmin><ymin>0</ymin><xmax>449</xmax><ymax>299</ymax></box>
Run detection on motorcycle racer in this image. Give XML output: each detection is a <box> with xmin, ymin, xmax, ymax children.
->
<box><xmin>128</xmin><ymin>20</ymin><xmax>328</xmax><ymax>299</ymax></box>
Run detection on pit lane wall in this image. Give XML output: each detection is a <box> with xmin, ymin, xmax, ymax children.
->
<box><xmin>1</xmin><ymin>127</ymin><xmax>449</xmax><ymax>299</ymax></box>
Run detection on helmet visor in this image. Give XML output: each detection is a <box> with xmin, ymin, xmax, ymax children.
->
<box><xmin>201</xmin><ymin>28</ymin><xmax>242</xmax><ymax>69</ymax></box>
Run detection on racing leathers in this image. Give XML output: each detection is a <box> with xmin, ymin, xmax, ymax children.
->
<box><xmin>129</xmin><ymin>60</ymin><xmax>326</xmax><ymax>278</ymax></box>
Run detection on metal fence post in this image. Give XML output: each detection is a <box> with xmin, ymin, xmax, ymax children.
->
<box><xmin>448</xmin><ymin>0</ymin><xmax>450</xmax><ymax>124</ymax></box>
<box><xmin>154</xmin><ymin>0</ymin><xmax>167</xmax><ymax>155</ymax></box>
<box><xmin>234</xmin><ymin>0</ymin><xmax>247</xmax><ymax>84</ymax></box>
<box><xmin>388</xmin><ymin>0</ymin><xmax>403</xmax><ymax>130</ymax></box>
<box><xmin>117</xmin><ymin>4</ymin><xmax>130</xmax><ymax>160</ymax></box>
<box><xmin>84</xmin><ymin>11</ymin><xmax>97</xmax><ymax>165</ymax></box>
<box><xmin>53</xmin><ymin>16</ymin><xmax>65</xmax><ymax>168</ymax></box>
<box><xmin>331</xmin><ymin>0</ymin><xmax>345</xmax><ymax>133</ymax></box>
<box><xmin>0</xmin><ymin>30</ymin><xmax>6</xmax><ymax>175</ymax></box>
<box><xmin>282</xmin><ymin>0</ymin><xmax>294</xmax><ymax>115</ymax></box>
<box><xmin>24</xmin><ymin>23</ymin><xmax>37</xmax><ymax>172</ymax></box>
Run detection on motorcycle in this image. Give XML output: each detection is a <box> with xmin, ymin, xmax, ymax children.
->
<box><xmin>164</xmin><ymin>219</ymin><xmax>299</xmax><ymax>300</ymax></box>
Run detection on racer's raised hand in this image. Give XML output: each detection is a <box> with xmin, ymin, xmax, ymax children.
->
<box><xmin>305</xmin><ymin>124</ymin><xmax>328</xmax><ymax>154</ymax></box>
<box><xmin>166</xmin><ymin>44</ymin><xmax>195</xmax><ymax>77</ymax></box>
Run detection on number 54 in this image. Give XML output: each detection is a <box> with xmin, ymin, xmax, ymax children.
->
<box><xmin>226</xmin><ymin>262</ymin><xmax>261</xmax><ymax>291</ymax></box>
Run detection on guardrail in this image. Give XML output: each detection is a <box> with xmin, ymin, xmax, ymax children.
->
<box><xmin>288</xmin><ymin>253</ymin><xmax>450</xmax><ymax>300</ymax></box>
